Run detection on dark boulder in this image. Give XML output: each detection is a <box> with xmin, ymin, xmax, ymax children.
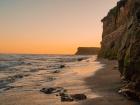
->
<box><xmin>77</xmin><ymin>58</ymin><xmax>84</xmax><ymax>61</ymax></box>
<box><xmin>60</xmin><ymin>65</ymin><xmax>65</xmax><ymax>68</ymax></box>
<box><xmin>60</xmin><ymin>93</ymin><xmax>87</xmax><ymax>102</ymax></box>
<box><xmin>53</xmin><ymin>70</ymin><xmax>60</xmax><ymax>73</ymax></box>
<box><xmin>40</xmin><ymin>87</ymin><xmax>64</xmax><ymax>94</ymax></box>
<box><xmin>60</xmin><ymin>93</ymin><xmax>74</xmax><ymax>102</ymax></box>
<box><xmin>71</xmin><ymin>94</ymin><xmax>87</xmax><ymax>101</ymax></box>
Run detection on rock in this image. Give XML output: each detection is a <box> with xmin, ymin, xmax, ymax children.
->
<box><xmin>3</xmin><ymin>86</ymin><xmax>14</xmax><ymax>91</ymax></box>
<box><xmin>46</xmin><ymin>76</ymin><xmax>56</xmax><ymax>82</ymax></box>
<box><xmin>60</xmin><ymin>92</ymin><xmax>87</xmax><ymax>102</ymax></box>
<box><xmin>77</xmin><ymin>58</ymin><xmax>84</xmax><ymax>61</ymax></box>
<box><xmin>40</xmin><ymin>87</ymin><xmax>64</xmax><ymax>94</ymax></box>
<box><xmin>13</xmin><ymin>74</ymin><xmax>23</xmax><ymax>79</ymax></box>
<box><xmin>41</xmin><ymin>87</ymin><xmax>87</xmax><ymax>102</ymax></box>
<box><xmin>40</xmin><ymin>87</ymin><xmax>55</xmax><ymax>94</ymax></box>
<box><xmin>99</xmin><ymin>0</ymin><xmax>140</xmax><ymax>100</ymax></box>
<box><xmin>53</xmin><ymin>70</ymin><xmax>60</xmax><ymax>73</ymax></box>
<box><xmin>60</xmin><ymin>65</ymin><xmax>65</xmax><ymax>68</ymax></box>
<box><xmin>56</xmin><ymin>89</ymin><xmax>74</xmax><ymax>102</ymax></box>
<box><xmin>118</xmin><ymin>88</ymin><xmax>138</xmax><ymax>99</ymax></box>
<box><xmin>60</xmin><ymin>93</ymin><xmax>74</xmax><ymax>102</ymax></box>
<box><xmin>71</xmin><ymin>94</ymin><xmax>87</xmax><ymax>101</ymax></box>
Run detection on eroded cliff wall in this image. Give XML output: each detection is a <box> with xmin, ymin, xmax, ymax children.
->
<box><xmin>99</xmin><ymin>0</ymin><xmax>140</xmax><ymax>99</ymax></box>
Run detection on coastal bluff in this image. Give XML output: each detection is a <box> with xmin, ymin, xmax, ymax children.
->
<box><xmin>75</xmin><ymin>47</ymin><xmax>100</xmax><ymax>55</ymax></box>
<box><xmin>99</xmin><ymin>0</ymin><xmax>140</xmax><ymax>99</ymax></box>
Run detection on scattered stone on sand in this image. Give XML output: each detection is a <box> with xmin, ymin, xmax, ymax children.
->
<box><xmin>53</xmin><ymin>70</ymin><xmax>60</xmax><ymax>73</ymax></box>
<box><xmin>40</xmin><ymin>87</ymin><xmax>64</xmax><ymax>94</ymax></box>
<box><xmin>40</xmin><ymin>87</ymin><xmax>87</xmax><ymax>102</ymax></box>
<box><xmin>60</xmin><ymin>93</ymin><xmax>87</xmax><ymax>102</ymax></box>
<box><xmin>60</xmin><ymin>65</ymin><xmax>65</xmax><ymax>68</ymax></box>
<box><xmin>46</xmin><ymin>76</ymin><xmax>56</xmax><ymax>82</ymax></box>
<box><xmin>71</xmin><ymin>94</ymin><xmax>87</xmax><ymax>101</ymax></box>
<box><xmin>118</xmin><ymin>82</ymin><xmax>140</xmax><ymax>100</ymax></box>
<box><xmin>118</xmin><ymin>88</ymin><xmax>138</xmax><ymax>99</ymax></box>
<box><xmin>59</xmin><ymin>90</ymin><xmax>87</xmax><ymax>102</ymax></box>
<box><xmin>60</xmin><ymin>93</ymin><xmax>74</xmax><ymax>102</ymax></box>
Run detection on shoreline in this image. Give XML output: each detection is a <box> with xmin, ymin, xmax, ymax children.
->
<box><xmin>0</xmin><ymin>57</ymin><xmax>138</xmax><ymax>105</ymax></box>
<box><xmin>80</xmin><ymin>59</ymin><xmax>138</xmax><ymax>105</ymax></box>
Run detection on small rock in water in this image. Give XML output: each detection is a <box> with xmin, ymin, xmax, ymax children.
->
<box><xmin>53</xmin><ymin>70</ymin><xmax>60</xmax><ymax>73</ymax></box>
<box><xmin>40</xmin><ymin>87</ymin><xmax>55</xmax><ymax>94</ymax></box>
<box><xmin>4</xmin><ymin>86</ymin><xmax>14</xmax><ymax>91</ymax></box>
<box><xmin>40</xmin><ymin>87</ymin><xmax>64</xmax><ymax>94</ymax></box>
<box><xmin>60</xmin><ymin>65</ymin><xmax>65</xmax><ymax>68</ymax></box>
<box><xmin>77</xmin><ymin>58</ymin><xmax>84</xmax><ymax>61</ymax></box>
<box><xmin>46</xmin><ymin>76</ymin><xmax>56</xmax><ymax>82</ymax></box>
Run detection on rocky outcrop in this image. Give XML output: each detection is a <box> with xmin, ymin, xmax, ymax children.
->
<box><xmin>99</xmin><ymin>0</ymin><xmax>140</xmax><ymax>99</ymax></box>
<box><xmin>75</xmin><ymin>47</ymin><xmax>100</xmax><ymax>55</ymax></box>
<box><xmin>40</xmin><ymin>87</ymin><xmax>87</xmax><ymax>102</ymax></box>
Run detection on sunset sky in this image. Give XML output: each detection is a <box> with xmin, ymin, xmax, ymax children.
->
<box><xmin>0</xmin><ymin>0</ymin><xmax>118</xmax><ymax>54</ymax></box>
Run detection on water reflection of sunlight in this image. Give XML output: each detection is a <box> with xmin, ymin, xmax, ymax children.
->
<box><xmin>72</xmin><ymin>56</ymin><xmax>104</xmax><ymax>77</ymax></box>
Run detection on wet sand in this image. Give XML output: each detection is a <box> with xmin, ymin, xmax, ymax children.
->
<box><xmin>80</xmin><ymin>59</ymin><xmax>138</xmax><ymax>105</ymax></box>
<box><xmin>0</xmin><ymin>58</ymin><xmax>137</xmax><ymax>105</ymax></box>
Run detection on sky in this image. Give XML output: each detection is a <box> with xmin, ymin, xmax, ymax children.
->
<box><xmin>0</xmin><ymin>0</ymin><xmax>118</xmax><ymax>54</ymax></box>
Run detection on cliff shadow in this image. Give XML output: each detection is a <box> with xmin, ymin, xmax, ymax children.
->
<box><xmin>79</xmin><ymin>59</ymin><xmax>139</xmax><ymax>105</ymax></box>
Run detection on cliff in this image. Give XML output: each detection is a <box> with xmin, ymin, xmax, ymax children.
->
<box><xmin>99</xmin><ymin>0</ymin><xmax>140</xmax><ymax>99</ymax></box>
<box><xmin>75</xmin><ymin>47</ymin><xmax>100</xmax><ymax>55</ymax></box>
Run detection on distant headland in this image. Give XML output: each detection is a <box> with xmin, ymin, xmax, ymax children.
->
<box><xmin>75</xmin><ymin>47</ymin><xmax>100</xmax><ymax>55</ymax></box>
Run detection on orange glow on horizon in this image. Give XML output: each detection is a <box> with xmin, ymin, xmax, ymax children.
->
<box><xmin>0</xmin><ymin>37</ymin><xmax>100</xmax><ymax>54</ymax></box>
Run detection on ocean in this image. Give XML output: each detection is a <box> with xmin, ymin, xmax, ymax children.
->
<box><xmin>0</xmin><ymin>54</ymin><xmax>93</xmax><ymax>93</ymax></box>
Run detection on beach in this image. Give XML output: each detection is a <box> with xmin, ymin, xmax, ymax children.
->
<box><xmin>0</xmin><ymin>55</ymin><xmax>137</xmax><ymax>105</ymax></box>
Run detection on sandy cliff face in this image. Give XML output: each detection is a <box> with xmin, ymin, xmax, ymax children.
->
<box><xmin>99</xmin><ymin>0</ymin><xmax>140</xmax><ymax>99</ymax></box>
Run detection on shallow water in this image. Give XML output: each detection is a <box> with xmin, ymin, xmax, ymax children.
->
<box><xmin>0</xmin><ymin>54</ymin><xmax>94</xmax><ymax>92</ymax></box>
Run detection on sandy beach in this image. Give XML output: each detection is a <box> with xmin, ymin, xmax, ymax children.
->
<box><xmin>81</xmin><ymin>59</ymin><xmax>138</xmax><ymax>105</ymax></box>
<box><xmin>0</xmin><ymin>56</ymin><xmax>138</xmax><ymax>105</ymax></box>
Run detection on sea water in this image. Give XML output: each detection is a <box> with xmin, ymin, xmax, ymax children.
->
<box><xmin>0</xmin><ymin>54</ymin><xmax>91</xmax><ymax>92</ymax></box>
